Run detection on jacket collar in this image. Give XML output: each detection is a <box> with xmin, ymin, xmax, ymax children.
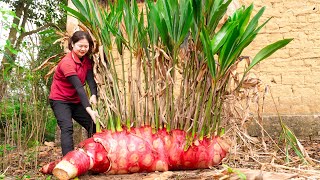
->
<box><xmin>71</xmin><ymin>51</ymin><xmax>85</xmax><ymax>64</ymax></box>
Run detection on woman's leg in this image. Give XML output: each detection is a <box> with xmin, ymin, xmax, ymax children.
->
<box><xmin>50</xmin><ymin>100</ymin><xmax>74</xmax><ymax>156</ymax></box>
<box><xmin>71</xmin><ymin>103</ymin><xmax>96</xmax><ymax>138</ymax></box>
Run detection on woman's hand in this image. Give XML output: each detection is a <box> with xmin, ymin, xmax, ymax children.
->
<box><xmin>89</xmin><ymin>95</ymin><xmax>97</xmax><ymax>105</ymax></box>
<box><xmin>86</xmin><ymin>107</ymin><xmax>99</xmax><ymax>123</ymax></box>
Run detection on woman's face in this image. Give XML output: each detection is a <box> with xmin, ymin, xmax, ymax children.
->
<box><xmin>72</xmin><ymin>39</ymin><xmax>89</xmax><ymax>58</ymax></box>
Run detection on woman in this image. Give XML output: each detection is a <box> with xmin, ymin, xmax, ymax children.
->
<box><xmin>49</xmin><ymin>31</ymin><xmax>99</xmax><ymax>156</ymax></box>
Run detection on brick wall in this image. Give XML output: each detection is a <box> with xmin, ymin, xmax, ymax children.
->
<box><xmin>239</xmin><ymin>0</ymin><xmax>320</xmax><ymax>115</ymax></box>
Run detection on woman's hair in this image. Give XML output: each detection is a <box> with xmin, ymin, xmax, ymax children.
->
<box><xmin>68</xmin><ymin>31</ymin><xmax>94</xmax><ymax>56</ymax></box>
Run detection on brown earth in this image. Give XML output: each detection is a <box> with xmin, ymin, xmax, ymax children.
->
<box><xmin>2</xmin><ymin>140</ymin><xmax>320</xmax><ymax>179</ymax></box>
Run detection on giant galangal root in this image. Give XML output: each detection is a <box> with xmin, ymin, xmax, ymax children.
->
<box><xmin>41</xmin><ymin>126</ymin><xmax>230</xmax><ymax>180</ymax></box>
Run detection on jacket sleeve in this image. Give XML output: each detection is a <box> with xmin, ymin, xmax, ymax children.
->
<box><xmin>86</xmin><ymin>69</ymin><xmax>97</xmax><ymax>96</ymax></box>
<box><xmin>67</xmin><ymin>75</ymin><xmax>91</xmax><ymax>108</ymax></box>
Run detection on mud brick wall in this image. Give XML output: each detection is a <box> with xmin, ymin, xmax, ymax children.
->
<box><xmin>238</xmin><ymin>0</ymin><xmax>320</xmax><ymax>115</ymax></box>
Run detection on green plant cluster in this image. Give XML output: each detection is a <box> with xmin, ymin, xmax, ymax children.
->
<box><xmin>63</xmin><ymin>0</ymin><xmax>292</xmax><ymax>139</ymax></box>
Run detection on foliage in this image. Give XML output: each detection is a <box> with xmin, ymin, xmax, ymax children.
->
<box><xmin>222</xmin><ymin>164</ymin><xmax>246</xmax><ymax>180</ymax></box>
<box><xmin>0</xmin><ymin>0</ymin><xmax>66</xmax><ymax>173</ymax></box>
<box><xmin>2</xmin><ymin>0</ymin><xmax>67</xmax><ymax>27</ymax></box>
<box><xmin>0</xmin><ymin>9</ymin><xmax>19</xmax><ymax>53</ymax></box>
<box><xmin>0</xmin><ymin>0</ymin><xmax>67</xmax><ymax>95</ymax></box>
<box><xmin>63</xmin><ymin>0</ymin><xmax>292</xmax><ymax>141</ymax></box>
<box><xmin>0</xmin><ymin>144</ymin><xmax>15</xmax><ymax>156</ymax></box>
<box><xmin>269</xmin><ymin>91</ymin><xmax>312</xmax><ymax>164</ymax></box>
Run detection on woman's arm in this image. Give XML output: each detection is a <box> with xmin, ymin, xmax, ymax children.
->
<box><xmin>86</xmin><ymin>70</ymin><xmax>98</xmax><ymax>105</ymax></box>
<box><xmin>67</xmin><ymin>75</ymin><xmax>91</xmax><ymax>108</ymax></box>
<box><xmin>86</xmin><ymin>70</ymin><xmax>97</xmax><ymax>96</ymax></box>
<box><xmin>67</xmin><ymin>75</ymin><xmax>98</xmax><ymax>123</ymax></box>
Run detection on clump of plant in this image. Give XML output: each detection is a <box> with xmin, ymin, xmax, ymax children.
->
<box><xmin>40</xmin><ymin>0</ymin><xmax>292</xmax><ymax>179</ymax></box>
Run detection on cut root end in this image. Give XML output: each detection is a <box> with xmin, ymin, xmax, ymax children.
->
<box><xmin>52</xmin><ymin>168</ymin><xmax>69</xmax><ymax>180</ymax></box>
<box><xmin>52</xmin><ymin>160</ymin><xmax>78</xmax><ymax>180</ymax></box>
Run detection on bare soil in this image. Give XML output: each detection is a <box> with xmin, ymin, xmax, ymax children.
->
<box><xmin>2</xmin><ymin>140</ymin><xmax>320</xmax><ymax>180</ymax></box>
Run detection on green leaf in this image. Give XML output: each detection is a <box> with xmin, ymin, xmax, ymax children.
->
<box><xmin>211</xmin><ymin>21</ymin><xmax>238</xmax><ymax>54</ymax></box>
<box><xmin>222</xmin><ymin>164</ymin><xmax>247</xmax><ymax>180</ymax></box>
<box><xmin>227</xmin><ymin>17</ymin><xmax>272</xmax><ymax>65</ymax></box>
<box><xmin>177</xmin><ymin>0</ymin><xmax>193</xmax><ymax>46</ymax></box>
<box><xmin>38</xmin><ymin>29</ymin><xmax>55</xmax><ymax>35</ymax></box>
<box><xmin>146</xmin><ymin>1</ymin><xmax>159</xmax><ymax>45</ymax></box>
<box><xmin>84</xmin><ymin>0</ymin><xmax>92</xmax><ymax>15</ymax></box>
<box><xmin>219</xmin><ymin>25</ymin><xmax>240</xmax><ymax>73</ymax></box>
<box><xmin>200</xmin><ymin>27</ymin><xmax>216</xmax><ymax>78</ymax></box>
<box><xmin>229</xmin><ymin>5</ymin><xmax>244</xmax><ymax>22</ymax></box>
<box><xmin>213</xmin><ymin>0</ymin><xmax>224</xmax><ymax>12</ymax></box>
<box><xmin>235</xmin><ymin>170</ymin><xmax>247</xmax><ymax>180</ymax></box>
<box><xmin>281</xmin><ymin>123</ymin><xmax>305</xmax><ymax>161</ymax></box>
<box><xmin>191</xmin><ymin>0</ymin><xmax>202</xmax><ymax>25</ymax></box>
<box><xmin>160</xmin><ymin>0</ymin><xmax>173</xmax><ymax>38</ymax></box>
<box><xmin>207</xmin><ymin>0</ymin><xmax>232</xmax><ymax>35</ymax></box>
<box><xmin>247</xmin><ymin>39</ymin><xmax>293</xmax><ymax>72</ymax></box>
<box><xmin>138</xmin><ymin>9</ymin><xmax>148</xmax><ymax>47</ymax></box>
<box><xmin>61</xmin><ymin>4</ymin><xmax>89</xmax><ymax>25</ymax></box>
<box><xmin>71</xmin><ymin>0</ymin><xmax>89</xmax><ymax>20</ymax></box>
<box><xmin>227</xmin><ymin>32</ymin><xmax>257</xmax><ymax>66</ymax></box>
<box><xmin>240</xmin><ymin>6</ymin><xmax>265</xmax><ymax>42</ymax></box>
<box><xmin>238</xmin><ymin>4</ymin><xmax>253</xmax><ymax>37</ymax></box>
<box><xmin>116</xmin><ymin>29</ymin><xmax>123</xmax><ymax>55</ymax></box>
<box><xmin>5</xmin><ymin>40</ymin><xmax>18</xmax><ymax>55</ymax></box>
<box><xmin>149</xmin><ymin>1</ymin><xmax>169</xmax><ymax>48</ymax></box>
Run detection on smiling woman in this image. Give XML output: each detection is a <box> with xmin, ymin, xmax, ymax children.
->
<box><xmin>49</xmin><ymin>30</ymin><xmax>99</xmax><ymax>156</ymax></box>
<box><xmin>69</xmin><ymin>32</ymin><xmax>91</xmax><ymax>58</ymax></box>
<box><xmin>72</xmin><ymin>41</ymin><xmax>89</xmax><ymax>57</ymax></box>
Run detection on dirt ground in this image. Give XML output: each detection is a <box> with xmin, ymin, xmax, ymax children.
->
<box><xmin>79</xmin><ymin>168</ymin><xmax>303</xmax><ymax>180</ymax></box>
<box><xmin>2</xmin><ymin>140</ymin><xmax>320</xmax><ymax>180</ymax></box>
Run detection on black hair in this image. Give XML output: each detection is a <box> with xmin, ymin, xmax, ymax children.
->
<box><xmin>68</xmin><ymin>31</ymin><xmax>94</xmax><ymax>56</ymax></box>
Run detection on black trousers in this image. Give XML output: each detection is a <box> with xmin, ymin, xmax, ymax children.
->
<box><xmin>49</xmin><ymin>100</ymin><xmax>96</xmax><ymax>156</ymax></box>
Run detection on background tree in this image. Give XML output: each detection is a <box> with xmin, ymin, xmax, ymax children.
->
<box><xmin>0</xmin><ymin>0</ymin><xmax>67</xmax><ymax>174</ymax></box>
<box><xmin>0</xmin><ymin>0</ymin><xmax>67</xmax><ymax>101</ymax></box>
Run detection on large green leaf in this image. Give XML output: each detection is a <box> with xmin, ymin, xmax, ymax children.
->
<box><xmin>213</xmin><ymin>0</ymin><xmax>224</xmax><ymax>12</ymax></box>
<box><xmin>147</xmin><ymin>1</ymin><xmax>170</xmax><ymax>48</ymax></box>
<box><xmin>191</xmin><ymin>0</ymin><xmax>202</xmax><ymax>25</ymax></box>
<box><xmin>122</xmin><ymin>0</ymin><xmax>135</xmax><ymax>44</ymax></box>
<box><xmin>246</xmin><ymin>39</ymin><xmax>293</xmax><ymax>72</ymax></box>
<box><xmin>177</xmin><ymin>0</ymin><xmax>193</xmax><ymax>46</ymax></box>
<box><xmin>228</xmin><ymin>17</ymin><xmax>271</xmax><ymax>64</ymax></box>
<box><xmin>200</xmin><ymin>27</ymin><xmax>216</xmax><ymax>78</ymax></box>
<box><xmin>61</xmin><ymin>4</ymin><xmax>89</xmax><ymax>26</ymax></box>
<box><xmin>71</xmin><ymin>0</ymin><xmax>89</xmax><ymax>20</ymax></box>
<box><xmin>240</xmin><ymin>6</ymin><xmax>265</xmax><ymax>42</ymax></box>
<box><xmin>146</xmin><ymin>1</ymin><xmax>159</xmax><ymax>45</ymax></box>
<box><xmin>219</xmin><ymin>25</ymin><xmax>240</xmax><ymax>73</ymax></box>
<box><xmin>138</xmin><ymin>9</ymin><xmax>148</xmax><ymax>47</ymax></box>
<box><xmin>210</xmin><ymin>21</ymin><xmax>238</xmax><ymax>54</ymax></box>
<box><xmin>207</xmin><ymin>0</ymin><xmax>232</xmax><ymax>35</ymax></box>
<box><xmin>238</xmin><ymin>4</ymin><xmax>253</xmax><ymax>36</ymax></box>
<box><xmin>160</xmin><ymin>0</ymin><xmax>174</xmax><ymax>39</ymax></box>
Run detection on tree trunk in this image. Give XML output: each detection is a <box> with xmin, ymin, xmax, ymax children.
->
<box><xmin>0</xmin><ymin>1</ymin><xmax>25</xmax><ymax>101</ymax></box>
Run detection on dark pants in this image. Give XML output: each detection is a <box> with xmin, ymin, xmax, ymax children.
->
<box><xmin>49</xmin><ymin>100</ymin><xmax>96</xmax><ymax>156</ymax></box>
